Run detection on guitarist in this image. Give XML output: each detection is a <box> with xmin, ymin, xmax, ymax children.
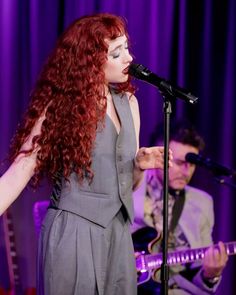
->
<box><xmin>131</xmin><ymin>120</ymin><xmax>228</xmax><ymax>294</ymax></box>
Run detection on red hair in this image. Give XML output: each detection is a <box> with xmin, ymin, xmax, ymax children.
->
<box><xmin>10</xmin><ymin>13</ymin><xmax>135</xmax><ymax>184</ymax></box>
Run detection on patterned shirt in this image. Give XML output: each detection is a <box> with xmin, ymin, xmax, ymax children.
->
<box><xmin>143</xmin><ymin>170</ymin><xmax>190</xmax><ymax>277</ymax></box>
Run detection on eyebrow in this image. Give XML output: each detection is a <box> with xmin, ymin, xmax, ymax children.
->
<box><xmin>109</xmin><ymin>40</ymin><xmax>128</xmax><ymax>54</ymax></box>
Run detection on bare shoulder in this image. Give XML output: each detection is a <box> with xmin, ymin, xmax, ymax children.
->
<box><xmin>126</xmin><ymin>92</ymin><xmax>139</xmax><ymax>111</ymax></box>
<box><xmin>126</xmin><ymin>92</ymin><xmax>140</xmax><ymax>149</ymax></box>
<box><xmin>126</xmin><ymin>92</ymin><xmax>138</xmax><ymax>103</ymax></box>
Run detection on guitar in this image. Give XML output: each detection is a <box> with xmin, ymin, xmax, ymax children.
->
<box><xmin>1</xmin><ymin>210</ymin><xmax>36</xmax><ymax>295</ymax></box>
<box><xmin>132</xmin><ymin>227</ymin><xmax>236</xmax><ymax>285</ymax></box>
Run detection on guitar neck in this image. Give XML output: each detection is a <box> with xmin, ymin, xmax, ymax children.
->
<box><xmin>137</xmin><ymin>241</ymin><xmax>236</xmax><ymax>271</ymax></box>
<box><xmin>2</xmin><ymin>210</ymin><xmax>23</xmax><ymax>294</ymax></box>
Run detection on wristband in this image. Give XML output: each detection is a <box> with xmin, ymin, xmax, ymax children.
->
<box><xmin>201</xmin><ymin>270</ymin><xmax>220</xmax><ymax>287</ymax></box>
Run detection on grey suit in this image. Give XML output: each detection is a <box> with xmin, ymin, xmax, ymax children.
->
<box><xmin>132</xmin><ymin>171</ymin><xmax>220</xmax><ymax>294</ymax></box>
<box><xmin>37</xmin><ymin>92</ymin><xmax>138</xmax><ymax>295</ymax></box>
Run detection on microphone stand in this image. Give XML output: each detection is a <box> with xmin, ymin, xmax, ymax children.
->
<box><xmin>155</xmin><ymin>81</ymin><xmax>197</xmax><ymax>294</ymax></box>
<box><xmin>159</xmin><ymin>102</ymin><xmax>236</xmax><ymax>295</ymax></box>
<box><xmin>128</xmin><ymin>64</ymin><xmax>198</xmax><ymax>294</ymax></box>
<box><xmin>160</xmin><ymin>93</ymin><xmax>173</xmax><ymax>295</ymax></box>
<box><xmin>214</xmin><ymin>175</ymin><xmax>236</xmax><ymax>189</ymax></box>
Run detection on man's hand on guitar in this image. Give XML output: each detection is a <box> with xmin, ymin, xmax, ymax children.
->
<box><xmin>202</xmin><ymin>241</ymin><xmax>228</xmax><ymax>280</ymax></box>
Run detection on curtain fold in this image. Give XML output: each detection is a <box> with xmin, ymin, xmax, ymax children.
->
<box><xmin>0</xmin><ymin>0</ymin><xmax>235</xmax><ymax>293</ymax></box>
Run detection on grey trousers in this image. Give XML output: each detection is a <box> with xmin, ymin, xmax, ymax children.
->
<box><xmin>37</xmin><ymin>208</ymin><xmax>137</xmax><ymax>295</ymax></box>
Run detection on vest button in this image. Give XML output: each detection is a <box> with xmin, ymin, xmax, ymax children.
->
<box><xmin>117</xmin><ymin>155</ymin><xmax>122</xmax><ymax>161</ymax></box>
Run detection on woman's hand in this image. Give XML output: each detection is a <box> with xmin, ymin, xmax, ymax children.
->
<box><xmin>134</xmin><ymin>146</ymin><xmax>173</xmax><ymax>171</ymax></box>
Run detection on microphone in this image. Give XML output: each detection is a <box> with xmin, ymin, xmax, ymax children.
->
<box><xmin>185</xmin><ymin>153</ymin><xmax>236</xmax><ymax>177</ymax></box>
<box><xmin>129</xmin><ymin>63</ymin><xmax>198</xmax><ymax>104</ymax></box>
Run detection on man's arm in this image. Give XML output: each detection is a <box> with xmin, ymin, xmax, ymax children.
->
<box><xmin>192</xmin><ymin>195</ymin><xmax>228</xmax><ymax>292</ymax></box>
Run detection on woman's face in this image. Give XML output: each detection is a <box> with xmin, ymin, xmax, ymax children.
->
<box><xmin>104</xmin><ymin>35</ymin><xmax>133</xmax><ymax>84</ymax></box>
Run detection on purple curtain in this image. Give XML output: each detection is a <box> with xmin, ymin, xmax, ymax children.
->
<box><xmin>0</xmin><ymin>0</ymin><xmax>235</xmax><ymax>293</ymax></box>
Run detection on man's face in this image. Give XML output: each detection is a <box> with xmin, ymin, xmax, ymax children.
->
<box><xmin>156</xmin><ymin>141</ymin><xmax>199</xmax><ymax>190</ymax></box>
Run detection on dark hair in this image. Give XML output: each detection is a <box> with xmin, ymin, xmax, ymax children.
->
<box><xmin>149</xmin><ymin>119</ymin><xmax>205</xmax><ymax>151</ymax></box>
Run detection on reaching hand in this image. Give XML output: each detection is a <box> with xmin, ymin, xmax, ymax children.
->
<box><xmin>202</xmin><ymin>241</ymin><xmax>228</xmax><ymax>279</ymax></box>
<box><xmin>134</xmin><ymin>147</ymin><xmax>173</xmax><ymax>171</ymax></box>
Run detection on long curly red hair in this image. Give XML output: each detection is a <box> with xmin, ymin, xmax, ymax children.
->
<box><xmin>10</xmin><ymin>13</ymin><xmax>135</xmax><ymax>184</ymax></box>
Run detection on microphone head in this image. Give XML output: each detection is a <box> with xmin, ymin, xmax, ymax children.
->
<box><xmin>185</xmin><ymin>152</ymin><xmax>235</xmax><ymax>176</ymax></box>
<box><xmin>128</xmin><ymin>63</ymin><xmax>151</xmax><ymax>79</ymax></box>
<box><xmin>185</xmin><ymin>153</ymin><xmax>201</xmax><ymax>165</ymax></box>
<box><xmin>129</xmin><ymin>63</ymin><xmax>198</xmax><ymax>104</ymax></box>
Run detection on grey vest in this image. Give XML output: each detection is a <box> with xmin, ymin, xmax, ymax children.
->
<box><xmin>55</xmin><ymin>92</ymin><xmax>137</xmax><ymax>227</ymax></box>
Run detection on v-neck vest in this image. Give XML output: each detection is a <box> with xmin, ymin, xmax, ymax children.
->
<box><xmin>56</xmin><ymin>91</ymin><xmax>137</xmax><ymax>227</ymax></box>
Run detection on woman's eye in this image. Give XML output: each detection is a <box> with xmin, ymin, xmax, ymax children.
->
<box><xmin>112</xmin><ymin>52</ymin><xmax>120</xmax><ymax>59</ymax></box>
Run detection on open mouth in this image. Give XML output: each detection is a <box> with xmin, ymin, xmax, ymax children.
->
<box><xmin>122</xmin><ymin>67</ymin><xmax>129</xmax><ymax>74</ymax></box>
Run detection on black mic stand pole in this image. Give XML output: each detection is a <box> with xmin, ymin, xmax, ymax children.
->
<box><xmin>128</xmin><ymin>62</ymin><xmax>198</xmax><ymax>294</ymax></box>
<box><xmin>160</xmin><ymin>94</ymin><xmax>173</xmax><ymax>295</ymax></box>
<box><xmin>214</xmin><ymin>176</ymin><xmax>236</xmax><ymax>189</ymax></box>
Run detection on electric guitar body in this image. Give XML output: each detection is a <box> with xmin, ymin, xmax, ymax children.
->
<box><xmin>132</xmin><ymin>226</ymin><xmax>236</xmax><ymax>286</ymax></box>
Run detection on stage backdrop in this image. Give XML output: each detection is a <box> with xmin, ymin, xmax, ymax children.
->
<box><xmin>0</xmin><ymin>0</ymin><xmax>235</xmax><ymax>293</ymax></box>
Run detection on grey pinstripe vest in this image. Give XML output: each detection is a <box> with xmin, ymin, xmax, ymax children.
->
<box><xmin>55</xmin><ymin>92</ymin><xmax>137</xmax><ymax>227</ymax></box>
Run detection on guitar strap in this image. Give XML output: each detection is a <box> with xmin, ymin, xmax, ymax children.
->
<box><xmin>169</xmin><ymin>189</ymin><xmax>186</xmax><ymax>234</ymax></box>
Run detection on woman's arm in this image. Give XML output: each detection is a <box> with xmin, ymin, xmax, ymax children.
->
<box><xmin>129</xmin><ymin>94</ymin><xmax>172</xmax><ymax>190</ymax></box>
<box><xmin>0</xmin><ymin>153</ymin><xmax>36</xmax><ymax>215</ymax></box>
<box><xmin>0</xmin><ymin>114</ymin><xmax>45</xmax><ymax>215</ymax></box>
<box><xmin>128</xmin><ymin>93</ymin><xmax>144</xmax><ymax>189</ymax></box>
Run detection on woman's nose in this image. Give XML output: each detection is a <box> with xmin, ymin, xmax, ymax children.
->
<box><xmin>124</xmin><ymin>51</ymin><xmax>133</xmax><ymax>63</ymax></box>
